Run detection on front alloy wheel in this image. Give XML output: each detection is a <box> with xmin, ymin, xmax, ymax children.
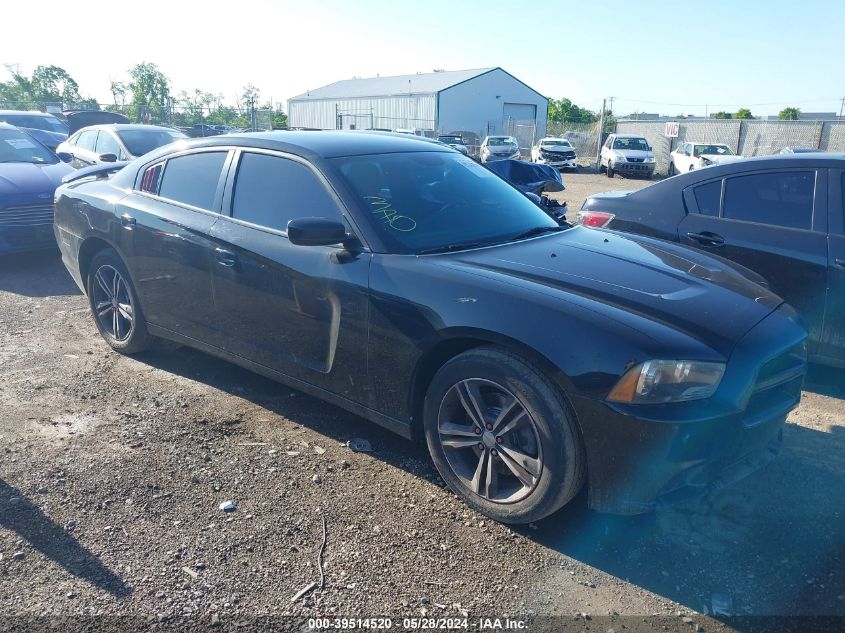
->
<box><xmin>438</xmin><ymin>378</ymin><xmax>542</xmax><ymax>503</ymax></box>
<box><xmin>424</xmin><ymin>347</ymin><xmax>585</xmax><ymax>524</ymax></box>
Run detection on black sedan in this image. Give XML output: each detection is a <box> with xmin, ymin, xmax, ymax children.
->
<box><xmin>578</xmin><ymin>154</ymin><xmax>844</xmax><ymax>369</ymax></box>
<box><xmin>54</xmin><ymin>132</ymin><xmax>807</xmax><ymax>523</ymax></box>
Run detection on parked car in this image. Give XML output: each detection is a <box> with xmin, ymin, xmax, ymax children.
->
<box><xmin>0</xmin><ymin>110</ymin><xmax>69</xmax><ymax>152</ymax></box>
<box><xmin>0</xmin><ymin>123</ymin><xmax>72</xmax><ymax>254</ymax></box>
<box><xmin>56</xmin><ymin>125</ymin><xmax>187</xmax><ymax>169</ymax></box>
<box><xmin>64</xmin><ymin>110</ymin><xmax>130</xmax><ymax>134</ymax></box>
<box><xmin>54</xmin><ymin>132</ymin><xmax>808</xmax><ymax>523</ymax></box>
<box><xmin>480</xmin><ymin>135</ymin><xmax>520</xmax><ymax>163</ymax></box>
<box><xmin>437</xmin><ymin>134</ymin><xmax>469</xmax><ymax>155</ymax></box>
<box><xmin>578</xmin><ymin>153</ymin><xmax>844</xmax><ymax>368</ymax></box>
<box><xmin>600</xmin><ymin>134</ymin><xmax>656</xmax><ymax>178</ymax></box>
<box><xmin>669</xmin><ymin>142</ymin><xmax>743</xmax><ymax>175</ymax></box>
<box><xmin>778</xmin><ymin>147</ymin><xmax>823</xmax><ymax>154</ymax></box>
<box><xmin>530</xmin><ymin>137</ymin><xmax>577</xmax><ymax>169</ymax></box>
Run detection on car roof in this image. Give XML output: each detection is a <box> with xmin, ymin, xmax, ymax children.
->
<box><xmin>134</xmin><ymin>130</ymin><xmax>454</xmax><ymax>162</ymax></box>
<box><xmin>612</xmin><ymin>134</ymin><xmax>648</xmax><ymax>139</ymax></box>
<box><xmin>75</xmin><ymin>124</ymin><xmax>180</xmax><ymax>133</ymax></box>
<box><xmin>0</xmin><ymin>110</ymin><xmax>59</xmax><ymax>117</ymax></box>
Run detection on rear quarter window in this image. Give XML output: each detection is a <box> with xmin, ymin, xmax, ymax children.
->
<box><xmin>692</xmin><ymin>180</ymin><xmax>722</xmax><ymax>216</ymax></box>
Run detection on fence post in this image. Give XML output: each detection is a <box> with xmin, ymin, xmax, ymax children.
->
<box><xmin>595</xmin><ymin>98</ymin><xmax>606</xmax><ymax>169</ymax></box>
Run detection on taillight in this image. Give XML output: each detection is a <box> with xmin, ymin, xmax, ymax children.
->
<box><xmin>576</xmin><ymin>210</ymin><xmax>615</xmax><ymax>228</ymax></box>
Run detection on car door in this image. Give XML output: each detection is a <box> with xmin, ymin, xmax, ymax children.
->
<box><xmin>209</xmin><ymin>149</ymin><xmax>371</xmax><ymax>402</ymax></box>
<box><xmin>93</xmin><ymin>129</ymin><xmax>124</xmax><ymax>162</ymax></box>
<box><xmin>70</xmin><ymin>130</ymin><xmax>99</xmax><ymax>168</ymax></box>
<box><xmin>821</xmin><ymin>168</ymin><xmax>845</xmax><ymax>365</ymax></box>
<box><xmin>115</xmin><ymin>149</ymin><xmax>230</xmax><ymax>343</ymax></box>
<box><xmin>679</xmin><ymin>168</ymin><xmax>829</xmax><ymax>355</ymax></box>
<box><xmin>600</xmin><ymin>135</ymin><xmax>613</xmax><ymax>166</ymax></box>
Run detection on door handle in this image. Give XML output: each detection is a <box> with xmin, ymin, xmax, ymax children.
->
<box><xmin>835</xmin><ymin>258</ymin><xmax>845</xmax><ymax>268</ymax></box>
<box><xmin>214</xmin><ymin>247</ymin><xmax>236</xmax><ymax>267</ymax></box>
<box><xmin>686</xmin><ymin>231</ymin><xmax>725</xmax><ymax>248</ymax></box>
<box><xmin>120</xmin><ymin>213</ymin><xmax>136</xmax><ymax>229</ymax></box>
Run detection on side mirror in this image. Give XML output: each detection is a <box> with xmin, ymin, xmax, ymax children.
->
<box><xmin>287</xmin><ymin>217</ymin><xmax>348</xmax><ymax>247</ymax></box>
<box><xmin>99</xmin><ymin>153</ymin><xmax>118</xmax><ymax>163</ymax></box>
<box><xmin>56</xmin><ymin>151</ymin><xmax>73</xmax><ymax>163</ymax></box>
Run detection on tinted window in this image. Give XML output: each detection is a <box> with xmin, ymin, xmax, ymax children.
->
<box><xmin>138</xmin><ymin>163</ymin><xmax>164</xmax><ymax>193</ymax></box>
<box><xmin>117</xmin><ymin>129</ymin><xmax>185</xmax><ymax>157</ymax></box>
<box><xmin>693</xmin><ymin>180</ymin><xmax>721</xmax><ymax>216</ymax></box>
<box><xmin>76</xmin><ymin>130</ymin><xmax>98</xmax><ymax>151</ymax></box>
<box><xmin>158</xmin><ymin>152</ymin><xmax>227</xmax><ymax>210</ymax></box>
<box><xmin>231</xmin><ymin>153</ymin><xmax>340</xmax><ymax>231</ymax></box>
<box><xmin>723</xmin><ymin>171</ymin><xmax>815</xmax><ymax>230</ymax></box>
<box><xmin>95</xmin><ymin>131</ymin><xmax>121</xmax><ymax>156</ymax></box>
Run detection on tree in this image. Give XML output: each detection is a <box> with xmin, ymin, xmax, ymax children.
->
<box><xmin>779</xmin><ymin>107</ymin><xmax>801</xmax><ymax>120</ymax></box>
<box><xmin>0</xmin><ymin>64</ymin><xmax>92</xmax><ymax>108</ymax></box>
<box><xmin>735</xmin><ymin>108</ymin><xmax>754</xmax><ymax>120</ymax></box>
<box><xmin>547</xmin><ymin>98</ymin><xmax>597</xmax><ymax>124</ymax></box>
<box><xmin>127</xmin><ymin>62</ymin><xmax>171</xmax><ymax>123</ymax></box>
<box><xmin>712</xmin><ymin>111</ymin><xmax>732</xmax><ymax>119</ymax></box>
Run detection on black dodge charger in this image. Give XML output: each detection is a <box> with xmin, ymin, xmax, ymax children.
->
<box><xmin>54</xmin><ymin>132</ymin><xmax>807</xmax><ymax>523</ymax></box>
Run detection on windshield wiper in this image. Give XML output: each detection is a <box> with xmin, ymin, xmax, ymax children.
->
<box><xmin>416</xmin><ymin>241</ymin><xmax>497</xmax><ymax>255</ymax></box>
<box><xmin>509</xmin><ymin>225</ymin><xmax>567</xmax><ymax>241</ymax></box>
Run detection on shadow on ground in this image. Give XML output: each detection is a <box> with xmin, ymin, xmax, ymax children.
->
<box><xmin>133</xmin><ymin>344</ymin><xmax>845</xmax><ymax>618</ymax></box>
<box><xmin>0</xmin><ymin>479</ymin><xmax>131</xmax><ymax>597</ymax></box>
<box><xmin>0</xmin><ymin>250</ymin><xmax>81</xmax><ymax>298</ymax></box>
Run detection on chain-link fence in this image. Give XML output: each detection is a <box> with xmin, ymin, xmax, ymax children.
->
<box><xmin>616</xmin><ymin>119</ymin><xmax>845</xmax><ymax>176</ymax></box>
<box><xmin>546</xmin><ymin>120</ymin><xmax>604</xmax><ymax>166</ymax></box>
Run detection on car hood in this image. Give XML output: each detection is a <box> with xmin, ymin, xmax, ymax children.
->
<box><xmin>486</xmin><ymin>146</ymin><xmax>519</xmax><ymax>154</ymax></box>
<box><xmin>613</xmin><ymin>149</ymin><xmax>653</xmax><ymax>159</ymax></box>
<box><xmin>0</xmin><ymin>161</ymin><xmax>73</xmax><ymax>198</ymax></box>
<box><xmin>439</xmin><ymin>226</ymin><xmax>782</xmax><ymax>357</ymax></box>
<box><xmin>540</xmin><ymin>145</ymin><xmax>573</xmax><ymax>152</ymax></box>
<box><xmin>699</xmin><ymin>154</ymin><xmax>744</xmax><ymax>163</ymax></box>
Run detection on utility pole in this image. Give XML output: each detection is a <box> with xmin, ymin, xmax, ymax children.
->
<box><xmin>839</xmin><ymin>96</ymin><xmax>845</xmax><ymax>119</ymax></box>
<box><xmin>608</xmin><ymin>96</ymin><xmax>615</xmax><ymax>117</ymax></box>
<box><xmin>595</xmin><ymin>98</ymin><xmax>606</xmax><ymax>170</ymax></box>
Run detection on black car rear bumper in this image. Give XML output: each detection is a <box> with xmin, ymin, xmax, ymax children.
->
<box><xmin>575</xmin><ymin>306</ymin><xmax>806</xmax><ymax>514</ymax></box>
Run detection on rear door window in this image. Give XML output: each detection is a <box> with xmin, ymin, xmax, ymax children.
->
<box><xmin>158</xmin><ymin>151</ymin><xmax>227</xmax><ymax>210</ymax></box>
<box><xmin>230</xmin><ymin>152</ymin><xmax>341</xmax><ymax>232</ymax></box>
<box><xmin>723</xmin><ymin>171</ymin><xmax>815</xmax><ymax>230</ymax></box>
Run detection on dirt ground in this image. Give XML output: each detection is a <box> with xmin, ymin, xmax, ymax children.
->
<box><xmin>1</xmin><ymin>173</ymin><xmax>844</xmax><ymax>631</ymax></box>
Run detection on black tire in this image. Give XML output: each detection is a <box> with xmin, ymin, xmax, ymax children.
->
<box><xmin>688</xmin><ymin>165</ymin><xmax>695</xmax><ymax>172</ymax></box>
<box><xmin>423</xmin><ymin>347</ymin><xmax>585</xmax><ymax>524</ymax></box>
<box><xmin>606</xmin><ymin>162</ymin><xmax>615</xmax><ymax>178</ymax></box>
<box><xmin>86</xmin><ymin>248</ymin><xmax>154</xmax><ymax>354</ymax></box>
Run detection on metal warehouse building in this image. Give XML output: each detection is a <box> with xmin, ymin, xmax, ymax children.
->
<box><xmin>287</xmin><ymin>67</ymin><xmax>547</xmax><ymax>149</ymax></box>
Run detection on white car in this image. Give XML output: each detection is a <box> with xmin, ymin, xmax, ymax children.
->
<box><xmin>480</xmin><ymin>135</ymin><xmax>520</xmax><ymax>163</ymax></box>
<box><xmin>599</xmin><ymin>134</ymin><xmax>656</xmax><ymax>178</ymax></box>
<box><xmin>669</xmin><ymin>142</ymin><xmax>744</xmax><ymax>175</ymax></box>
<box><xmin>56</xmin><ymin>124</ymin><xmax>186</xmax><ymax>169</ymax></box>
<box><xmin>531</xmin><ymin>137</ymin><xmax>577</xmax><ymax>169</ymax></box>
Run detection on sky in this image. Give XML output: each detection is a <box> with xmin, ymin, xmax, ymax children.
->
<box><xmin>1</xmin><ymin>0</ymin><xmax>843</xmax><ymax>118</ymax></box>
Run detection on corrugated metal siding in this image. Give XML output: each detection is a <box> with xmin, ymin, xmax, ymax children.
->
<box><xmin>289</xmin><ymin>95</ymin><xmax>436</xmax><ymax>130</ymax></box>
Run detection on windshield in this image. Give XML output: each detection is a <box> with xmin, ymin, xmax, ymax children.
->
<box><xmin>117</xmin><ymin>129</ymin><xmax>186</xmax><ymax>157</ymax></box>
<box><xmin>0</xmin><ymin>113</ymin><xmax>69</xmax><ymax>134</ymax></box>
<box><xmin>0</xmin><ymin>128</ymin><xmax>58</xmax><ymax>164</ymax></box>
<box><xmin>694</xmin><ymin>144</ymin><xmax>733</xmax><ymax>157</ymax></box>
<box><xmin>332</xmin><ymin>152</ymin><xmax>561</xmax><ymax>254</ymax></box>
<box><xmin>613</xmin><ymin>137</ymin><xmax>650</xmax><ymax>151</ymax></box>
<box><xmin>487</xmin><ymin>137</ymin><xmax>517</xmax><ymax>147</ymax></box>
<box><xmin>540</xmin><ymin>140</ymin><xmax>571</xmax><ymax>147</ymax></box>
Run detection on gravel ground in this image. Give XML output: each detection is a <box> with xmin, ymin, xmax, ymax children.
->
<box><xmin>1</xmin><ymin>174</ymin><xmax>843</xmax><ymax>631</ymax></box>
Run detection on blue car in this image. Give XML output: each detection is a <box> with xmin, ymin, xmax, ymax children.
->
<box><xmin>0</xmin><ymin>123</ymin><xmax>73</xmax><ymax>254</ymax></box>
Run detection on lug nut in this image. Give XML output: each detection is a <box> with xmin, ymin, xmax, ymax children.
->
<box><xmin>485</xmin><ymin>423</ymin><xmax>493</xmax><ymax>431</ymax></box>
<box><xmin>491</xmin><ymin>449</ymin><xmax>498</xmax><ymax>457</ymax></box>
<box><xmin>496</xmin><ymin>436</ymin><xmax>503</xmax><ymax>444</ymax></box>
<box><xmin>477</xmin><ymin>443</ymin><xmax>485</xmax><ymax>450</ymax></box>
<box><xmin>474</xmin><ymin>427</ymin><xmax>481</xmax><ymax>434</ymax></box>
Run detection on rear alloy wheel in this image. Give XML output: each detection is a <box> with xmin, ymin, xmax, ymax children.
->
<box><xmin>424</xmin><ymin>348</ymin><xmax>584</xmax><ymax>524</ymax></box>
<box><xmin>87</xmin><ymin>249</ymin><xmax>154</xmax><ymax>354</ymax></box>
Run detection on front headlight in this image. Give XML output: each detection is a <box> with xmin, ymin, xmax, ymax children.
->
<box><xmin>645</xmin><ymin>156</ymin><xmax>655</xmax><ymax>163</ymax></box>
<box><xmin>607</xmin><ymin>360</ymin><xmax>725</xmax><ymax>404</ymax></box>
<box><xmin>614</xmin><ymin>154</ymin><xmax>626</xmax><ymax>162</ymax></box>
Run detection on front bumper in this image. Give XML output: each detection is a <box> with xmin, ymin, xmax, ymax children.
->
<box><xmin>575</xmin><ymin>306</ymin><xmax>807</xmax><ymax>514</ymax></box>
<box><xmin>537</xmin><ymin>157</ymin><xmax>577</xmax><ymax>168</ymax></box>
<box><xmin>482</xmin><ymin>153</ymin><xmax>520</xmax><ymax>163</ymax></box>
<box><xmin>0</xmin><ymin>224</ymin><xmax>57</xmax><ymax>254</ymax></box>
<box><xmin>611</xmin><ymin>161</ymin><xmax>655</xmax><ymax>175</ymax></box>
